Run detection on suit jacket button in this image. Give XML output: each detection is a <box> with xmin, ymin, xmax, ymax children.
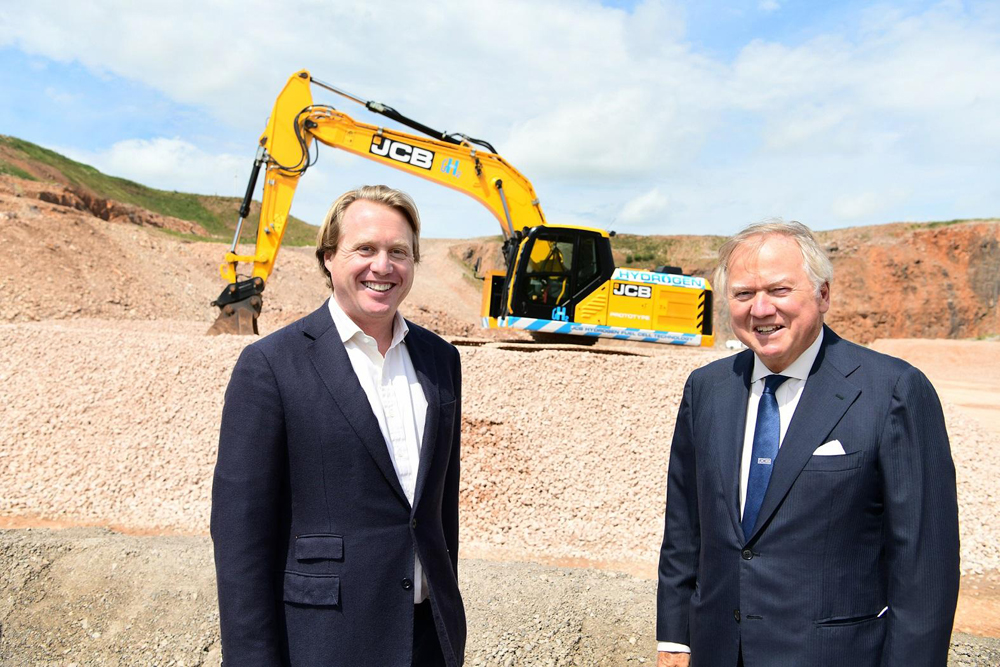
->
<box><xmin>411</xmin><ymin>518</ymin><xmax>418</xmax><ymax>529</ymax></box>
<box><xmin>734</xmin><ymin>609</ymin><xmax>741</xmax><ymax>623</ymax></box>
<box><xmin>402</xmin><ymin>578</ymin><xmax>413</xmax><ymax>590</ymax></box>
<box><xmin>741</xmin><ymin>548</ymin><xmax>753</xmax><ymax>560</ymax></box>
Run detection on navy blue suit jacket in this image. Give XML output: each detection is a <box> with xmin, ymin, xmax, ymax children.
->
<box><xmin>211</xmin><ymin>301</ymin><xmax>466</xmax><ymax>666</ymax></box>
<box><xmin>656</xmin><ymin>326</ymin><xmax>960</xmax><ymax>667</ymax></box>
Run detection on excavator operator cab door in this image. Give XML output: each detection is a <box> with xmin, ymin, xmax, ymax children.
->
<box><xmin>509</xmin><ymin>227</ymin><xmax>613</xmax><ymax>323</ymax></box>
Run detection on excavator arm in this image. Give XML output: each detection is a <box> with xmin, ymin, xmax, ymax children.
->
<box><xmin>208</xmin><ymin>70</ymin><xmax>545</xmax><ymax>334</ymax></box>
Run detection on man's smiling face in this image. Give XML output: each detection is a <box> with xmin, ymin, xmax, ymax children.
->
<box><xmin>727</xmin><ymin>234</ymin><xmax>830</xmax><ymax>373</ymax></box>
<box><xmin>324</xmin><ymin>199</ymin><xmax>415</xmax><ymax>337</ymax></box>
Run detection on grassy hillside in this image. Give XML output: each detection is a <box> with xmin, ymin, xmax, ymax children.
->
<box><xmin>0</xmin><ymin>135</ymin><xmax>317</xmax><ymax>246</ymax></box>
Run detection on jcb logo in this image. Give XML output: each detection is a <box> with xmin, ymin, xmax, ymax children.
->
<box><xmin>612</xmin><ymin>283</ymin><xmax>652</xmax><ymax>299</ymax></box>
<box><xmin>370</xmin><ymin>136</ymin><xmax>434</xmax><ymax>170</ymax></box>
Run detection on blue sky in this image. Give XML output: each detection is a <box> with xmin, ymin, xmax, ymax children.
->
<box><xmin>2</xmin><ymin>0</ymin><xmax>998</xmax><ymax>239</ymax></box>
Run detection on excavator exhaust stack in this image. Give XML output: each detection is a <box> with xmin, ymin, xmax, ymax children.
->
<box><xmin>207</xmin><ymin>277</ymin><xmax>265</xmax><ymax>336</ymax></box>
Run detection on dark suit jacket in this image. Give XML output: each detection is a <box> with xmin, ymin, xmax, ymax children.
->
<box><xmin>656</xmin><ymin>326</ymin><xmax>960</xmax><ymax>667</ymax></box>
<box><xmin>211</xmin><ymin>301</ymin><xmax>466</xmax><ymax>666</ymax></box>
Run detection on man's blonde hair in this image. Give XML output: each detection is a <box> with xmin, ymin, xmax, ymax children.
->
<box><xmin>315</xmin><ymin>185</ymin><xmax>421</xmax><ymax>291</ymax></box>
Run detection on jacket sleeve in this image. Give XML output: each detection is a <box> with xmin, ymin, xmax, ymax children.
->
<box><xmin>442</xmin><ymin>345</ymin><xmax>462</xmax><ymax>575</ymax></box>
<box><xmin>656</xmin><ymin>374</ymin><xmax>701</xmax><ymax>644</ymax></box>
<box><xmin>878</xmin><ymin>366</ymin><xmax>960</xmax><ymax>667</ymax></box>
<box><xmin>211</xmin><ymin>344</ymin><xmax>287</xmax><ymax>666</ymax></box>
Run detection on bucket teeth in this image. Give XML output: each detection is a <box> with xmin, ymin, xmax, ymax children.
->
<box><xmin>206</xmin><ymin>296</ymin><xmax>261</xmax><ymax>335</ymax></box>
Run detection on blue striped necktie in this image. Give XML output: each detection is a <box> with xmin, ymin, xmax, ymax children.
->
<box><xmin>743</xmin><ymin>374</ymin><xmax>790</xmax><ymax>541</ymax></box>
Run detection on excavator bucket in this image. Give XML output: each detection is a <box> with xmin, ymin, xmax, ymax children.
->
<box><xmin>206</xmin><ymin>278</ymin><xmax>264</xmax><ymax>336</ymax></box>
<box><xmin>207</xmin><ymin>297</ymin><xmax>261</xmax><ymax>335</ymax></box>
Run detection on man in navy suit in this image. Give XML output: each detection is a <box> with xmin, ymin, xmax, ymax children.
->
<box><xmin>656</xmin><ymin>220</ymin><xmax>960</xmax><ymax>667</ymax></box>
<box><xmin>212</xmin><ymin>185</ymin><xmax>465</xmax><ymax>666</ymax></box>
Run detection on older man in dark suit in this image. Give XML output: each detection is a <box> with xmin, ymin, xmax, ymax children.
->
<box><xmin>656</xmin><ymin>220</ymin><xmax>960</xmax><ymax>667</ymax></box>
<box><xmin>212</xmin><ymin>185</ymin><xmax>465</xmax><ymax>666</ymax></box>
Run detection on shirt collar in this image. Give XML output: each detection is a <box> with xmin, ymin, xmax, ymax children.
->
<box><xmin>327</xmin><ymin>296</ymin><xmax>409</xmax><ymax>349</ymax></box>
<box><xmin>751</xmin><ymin>326</ymin><xmax>824</xmax><ymax>384</ymax></box>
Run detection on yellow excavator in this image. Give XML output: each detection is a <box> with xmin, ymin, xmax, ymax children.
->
<box><xmin>208</xmin><ymin>70</ymin><xmax>714</xmax><ymax>346</ymax></box>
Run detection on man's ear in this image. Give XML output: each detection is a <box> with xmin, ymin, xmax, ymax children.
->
<box><xmin>819</xmin><ymin>282</ymin><xmax>831</xmax><ymax>313</ymax></box>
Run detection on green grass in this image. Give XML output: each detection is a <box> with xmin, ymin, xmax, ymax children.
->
<box><xmin>0</xmin><ymin>135</ymin><xmax>317</xmax><ymax>246</ymax></box>
<box><xmin>918</xmin><ymin>218</ymin><xmax>1000</xmax><ymax>230</ymax></box>
<box><xmin>0</xmin><ymin>160</ymin><xmax>37</xmax><ymax>180</ymax></box>
<box><xmin>611</xmin><ymin>234</ymin><xmax>678</xmax><ymax>268</ymax></box>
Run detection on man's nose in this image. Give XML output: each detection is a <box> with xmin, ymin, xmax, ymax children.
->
<box><xmin>749</xmin><ymin>292</ymin><xmax>775</xmax><ymax>317</ymax></box>
<box><xmin>370</xmin><ymin>250</ymin><xmax>393</xmax><ymax>274</ymax></box>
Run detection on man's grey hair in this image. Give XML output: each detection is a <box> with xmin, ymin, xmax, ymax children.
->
<box><xmin>714</xmin><ymin>219</ymin><xmax>833</xmax><ymax>298</ymax></box>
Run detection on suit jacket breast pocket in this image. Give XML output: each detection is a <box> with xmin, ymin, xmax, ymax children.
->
<box><xmin>294</xmin><ymin>534</ymin><xmax>344</xmax><ymax>562</ymax></box>
<box><xmin>802</xmin><ymin>450</ymin><xmax>863</xmax><ymax>472</ymax></box>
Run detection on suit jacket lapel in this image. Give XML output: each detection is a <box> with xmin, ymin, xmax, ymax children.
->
<box><xmin>406</xmin><ymin>324</ymin><xmax>441</xmax><ymax>510</ymax></box>
<box><xmin>747</xmin><ymin>327</ymin><xmax>861</xmax><ymax>542</ymax></box>
<box><xmin>714</xmin><ymin>352</ymin><xmax>754</xmax><ymax>541</ymax></box>
<box><xmin>303</xmin><ymin>301</ymin><xmax>409</xmax><ymax>508</ymax></box>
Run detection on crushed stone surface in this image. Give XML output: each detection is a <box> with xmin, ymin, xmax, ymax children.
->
<box><xmin>2</xmin><ymin>318</ymin><xmax>998</xmax><ymax>577</ymax></box>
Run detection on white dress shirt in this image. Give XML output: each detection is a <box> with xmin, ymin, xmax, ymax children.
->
<box><xmin>739</xmin><ymin>328</ymin><xmax>824</xmax><ymax>518</ymax></box>
<box><xmin>328</xmin><ymin>297</ymin><xmax>429</xmax><ymax>603</ymax></box>
<box><xmin>658</xmin><ymin>328</ymin><xmax>824</xmax><ymax>655</ymax></box>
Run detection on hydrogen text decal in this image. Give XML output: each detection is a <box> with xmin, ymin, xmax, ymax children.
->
<box><xmin>611</xmin><ymin>268</ymin><xmax>706</xmax><ymax>289</ymax></box>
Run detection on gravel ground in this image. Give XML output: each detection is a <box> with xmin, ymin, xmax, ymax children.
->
<box><xmin>2</xmin><ymin>319</ymin><xmax>999</xmax><ymax>577</ymax></box>
<box><xmin>1</xmin><ymin>528</ymin><xmax>998</xmax><ymax>667</ymax></box>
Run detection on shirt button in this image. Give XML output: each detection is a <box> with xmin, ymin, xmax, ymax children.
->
<box><xmin>401</xmin><ymin>578</ymin><xmax>413</xmax><ymax>591</ymax></box>
<box><xmin>741</xmin><ymin>549</ymin><xmax>753</xmax><ymax>560</ymax></box>
<box><xmin>734</xmin><ymin>609</ymin><xmax>741</xmax><ymax>623</ymax></box>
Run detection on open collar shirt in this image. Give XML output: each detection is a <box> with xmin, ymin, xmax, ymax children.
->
<box><xmin>327</xmin><ymin>296</ymin><xmax>429</xmax><ymax>603</ymax></box>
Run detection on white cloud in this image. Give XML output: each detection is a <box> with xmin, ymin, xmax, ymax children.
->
<box><xmin>44</xmin><ymin>87</ymin><xmax>80</xmax><ymax>105</ymax></box>
<box><xmin>831</xmin><ymin>189</ymin><xmax>905</xmax><ymax>221</ymax></box>
<box><xmin>63</xmin><ymin>138</ymin><xmax>246</xmax><ymax>197</ymax></box>
<box><xmin>3</xmin><ymin>0</ymin><xmax>999</xmax><ymax>236</ymax></box>
<box><xmin>617</xmin><ymin>188</ymin><xmax>673</xmax><ymax>227</ymax></box>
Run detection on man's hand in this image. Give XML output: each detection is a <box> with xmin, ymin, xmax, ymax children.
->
<box><xmin>658</xmin><ymin>651</ymin><xmax>690</xmax><ymax>667</ymax></box>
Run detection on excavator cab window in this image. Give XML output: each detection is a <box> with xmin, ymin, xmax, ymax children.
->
<box><xmin>512</xmin><ymin>229</ymin><xmax>611</xmax><ymax>321</ymax></box>
<box><xmin>525</xmin><ymin>238</ymin><xmax>573</xmax><ymax>307</ymax></box>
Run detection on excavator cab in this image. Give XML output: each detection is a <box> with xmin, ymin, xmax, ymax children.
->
<box><xmin>506</xmin><ymin>226</ymin><xmax>613</xmax><ymax>323</ymax></box>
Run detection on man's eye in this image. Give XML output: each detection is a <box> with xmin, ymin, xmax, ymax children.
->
<box><xmin>733</xmin><ymin>291</ymin><xmax>752</xmax><ymax>301</ymax></box>
<box><xmin>391</xmin><ymin>248</ymin><xmax>410</xmax><ymax>259</ymax></box>
<box><xmin>357</xmin><ymin>246</ymin><xmax>375</xmax><ymax>255</ymax></box>
<box><xmin>771</xmin><ymin>287</ymin><xmax>791</xmax><ymax>296</ymax></box>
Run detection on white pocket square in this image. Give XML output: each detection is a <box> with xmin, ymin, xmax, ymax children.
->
<box><xmin>813</xmin><ymin>440</ymin><xmax>846</xmax><ymax>456</ymax></box>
